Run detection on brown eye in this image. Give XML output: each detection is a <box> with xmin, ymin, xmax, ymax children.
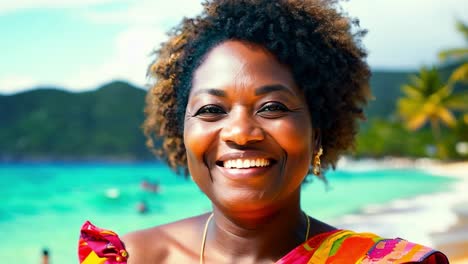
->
<box><xmin>258</xmin><ymin>102</ymin><xmax>289</xmax><ymax>112</ymax></box>
<box><xmin>257</xmin><ymin>102</ymin><xmax>290</xmax><ymax>119</ymax></box>
<box><xmin>195</xmin><ymin>105</ymin><xmax>226</xmax><ymax>116</ymax></box>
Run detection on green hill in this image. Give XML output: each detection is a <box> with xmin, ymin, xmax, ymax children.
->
<box><xmin>366</xmin><ymin>70</ymin><xmax>414</xmax><ymax>118</ymax></box>
<box><xmin>0</xmin><ymin>80</ymin><xmax>151</xmax><ymax>161</ymax></box>
<box><xmin>365</xmin><ymin>61</ymin><xmax>462</xmax><ymax>119</ymax></box>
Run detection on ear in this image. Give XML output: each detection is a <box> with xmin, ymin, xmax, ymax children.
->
<box><xmin>313</xmin><ymin>128</ymin><xmax>321</xmax><ymax>155</ymax></box>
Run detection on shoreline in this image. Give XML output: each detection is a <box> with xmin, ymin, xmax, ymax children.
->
<box><xmin>424</xmin><ymin>161</ymin><xmax>468</xmax><ymax>264</ymax></box>
<box><xmin>337</xmin><ymin>157</ymin><xmax>468</xmax><ymax>263</ymax></box>
<box><xmin>432</xmin><ymin>205</ymin><xmax>468</xmax><ymax>263</ymax></box>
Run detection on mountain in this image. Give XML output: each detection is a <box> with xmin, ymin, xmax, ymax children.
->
<box><xmin>0</xmin><ymin>80</ymin><xmax>151</xmax><ymax>161</ymax></box>
<box><xmin>366</xmin><ymin>70</ymin><xmax>413</xmax><ymax>118</ymax></box>
<box><xmin>365</xmin><ymin>61</ymin><xmax>463</xmax><ymax>119</ymax></box>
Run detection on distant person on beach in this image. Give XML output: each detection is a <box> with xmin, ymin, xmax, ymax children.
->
<box><xmin>136</xmin><ymin>200</ymin><xmax>149</xmax><ymax>214</ymax></box>
<box><xmin>42</xmin><ymin>248</ymin><xmax>49</xmax><ymax>264</ymax></box>
<box><xmin>79</xmin><ymin>0</ymin><xmax>449</xmax><ymax>263</ymax></box>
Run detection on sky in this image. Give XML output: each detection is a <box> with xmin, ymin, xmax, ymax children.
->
<box><xmin>0</xmin><ymin>0</ymin><xmax>467</xmax><ymax>94</ymax></box>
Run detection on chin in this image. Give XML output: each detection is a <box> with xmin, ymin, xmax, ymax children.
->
<box><xmin>213</xmin><ymin>190</ymin><xmax>284</xmax><ymax>215</ymax></box>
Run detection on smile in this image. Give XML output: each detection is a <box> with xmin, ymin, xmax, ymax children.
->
<box><xmin>222</xmin><ymin>158</ymin><xmax>271</xmax><ymax>169</ymax></box>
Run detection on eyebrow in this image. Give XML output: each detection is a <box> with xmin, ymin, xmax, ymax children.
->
<box><xmin>193</xmin><ymin>84</ymin><xmax>295</xmax><ymax>97</ymax></box>
<box><xmin>254</xmin><ymin>84</ymin><xmax>295</xmax><ymax>96</ymax></box>
<box><xmin>193</xmin><ymin>88</ymin><xmax>227</xmax><ymax>97</ymax></box>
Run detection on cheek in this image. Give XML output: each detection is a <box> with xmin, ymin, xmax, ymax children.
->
<box><xmin>184</xmin><ymin>121</ymin><xmax>210</xmax><ymax>157</ymax></box>
<box><xmin>183</xmin><ymin>120</ymin><xmax>218</xmax><ymax>177</ymax></box>
<box><xmin>268</xmin><ymin>117</ymin><xmax>313</xmax><ymax>170</ymax></box>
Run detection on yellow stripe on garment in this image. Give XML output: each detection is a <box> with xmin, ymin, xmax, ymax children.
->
<box><xmin>307</xmin><ymin>230</ymin><xmax>354</xmax><ymax>264</ymax></box>
<box><xmin>307</xmin><ymin>230</ymin><xmax>381</xmax><ymax>264</ymax></box>
<box><xmin>100</xmin><ymin>230</ymin><xmax>117</xmax><ymax>236</ymax></box>
<box><xmin>395</xmin><ymin>244</ymin><xmax>424</xmax><ymax>263</ymax></box>
<box><xmin>81</xmin><ymin>251</ymin><xmax>107</xmax><ymax>264</ymax></box>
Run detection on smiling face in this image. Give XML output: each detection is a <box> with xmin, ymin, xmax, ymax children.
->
<box><xmin>184</xmin><ymin>40</ymin><xmax>313</xmax><ymax>216</ymax></box>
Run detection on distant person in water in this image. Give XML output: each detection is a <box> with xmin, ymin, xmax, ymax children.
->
<box><xmin>42</xmin><ymin>248</ymin><xmax>49</xmax><ymax>264</ymax></box>
<box><xmin>136</xmin><ymin>200</ymin><xmax>148</xmax><ymax>214</ymax></box>
<box><xmin>141</xmin><ymin>178</ymin><xmax>160</xmax><ymax>193</ymax></box>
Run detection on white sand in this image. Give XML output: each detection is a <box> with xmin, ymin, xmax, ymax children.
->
<box><xmin>334</xmin><ymin>158</ymin><xmax>468</xmax><ymax>250</ymax></box>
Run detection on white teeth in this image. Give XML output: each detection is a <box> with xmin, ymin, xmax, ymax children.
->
<box><xmin>223</xmin><ymin>158</ymin><xmax>270</xmax><ymax>169</ymax></box>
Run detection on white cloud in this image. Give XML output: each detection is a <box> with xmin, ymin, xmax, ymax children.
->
<box><xmin>341</xmin><ymin>0</ymin><xmax>468</xmax><ymax>69</ymax></box>
<box><xmin>3</xmin><ymin>0</ymin><xmax>468</xmax><ymax>94</ymax></box>
<box><xmin>0</xmin><ymin>0</ymin><xmax>201</xmax><ymax>94</ymax></box>
<box><xmin>0</xmin><ymin>0</ymin><xmax>127</xmax><ymax>15</ymax></box>
<box><xmin>62</xmin><ymin>26</ymin><xmax>168</xmax><ymax>91</ymax></box>
<box><xmin>50</xmin><ymin>0</ymin><xmax>204</xmax><ymax>92</ymax></box>
<box><xmin>82</xmin><ymin>0</ymin><xmax>467</xmax><ymax>71</ymax></box>
<box><xmin>81</xmin><ymin>0</ymin><xmax>204</xmax><ymax>26</ymax></box>
<box><xmin>0</xmin><ymin>27</ymin><xmax>167</xmax><ymax>94</ymax></box>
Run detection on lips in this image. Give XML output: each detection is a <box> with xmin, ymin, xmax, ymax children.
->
<box><xmin>222</xmin><ymin>158</ymin><xmax>270</xmax><ymax>169</ymax></box>
<box><xmin>214</xmin><ymin>155</ymin><xmax>276</xmax><ymax>181</ymax></box>
<box><xmin>215</xmin><ymin>152</ymin><xmax>276</xmax><ymax>170</ymax></box>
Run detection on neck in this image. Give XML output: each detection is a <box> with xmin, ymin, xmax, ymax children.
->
<box><xmin>206</xmin><ymin>193</ymin><xmax>307</xmax><ymax>263</ymax></box>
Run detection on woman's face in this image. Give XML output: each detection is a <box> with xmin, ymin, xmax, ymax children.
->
<box><xmin>184</xmin><ymin>40</ymin><xmax>313</xmax><ymax>216</ymax></box>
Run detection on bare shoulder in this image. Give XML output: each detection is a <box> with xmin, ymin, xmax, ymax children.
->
<box><xmin>121</xmin><ymin>226</ymin><xmax>168</xmax><ymax>263</ymax></box>
<box><xmin>121</xmin><ymin>213</ymin><xmax>210</xmax><ymax>264</ymax></box>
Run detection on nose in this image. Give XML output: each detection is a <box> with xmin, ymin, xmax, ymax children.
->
<box><xmin>220</xmin><ymin>107</ymin><xmax>265</xmax><ymax>145</ymax></box>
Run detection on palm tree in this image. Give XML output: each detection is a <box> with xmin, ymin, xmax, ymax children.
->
<box><xmin>397</xmin><ymin>66</ymin><xmax>468</xmax><ymax>158</ymax></box>
<box><xmin>439</xmin><ymin>20</ymin><xmax>468</xmax><ymax>86</ymax></box>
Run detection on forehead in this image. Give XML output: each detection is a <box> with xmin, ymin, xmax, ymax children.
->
<box><xmin>191</xmin><ymin>40</ymin><xmax>297</xmax><ymax>93</ymax></box>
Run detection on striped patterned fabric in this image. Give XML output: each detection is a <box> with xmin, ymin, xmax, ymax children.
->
<box><xmin>278</xmin><ymin>229</ymin><xmax>449</xmax><ymax>264</ymax></box>
<box><xmin>78</xmin><ymin>222</ymin><xmax>448</xmax><ymax>263</ymax></box>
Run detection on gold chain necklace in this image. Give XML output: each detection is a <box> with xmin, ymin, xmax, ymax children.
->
<box><xmin>199</xmin><ymin>212</ymin><xmax>310</xmax><ymax>264</ymax></box>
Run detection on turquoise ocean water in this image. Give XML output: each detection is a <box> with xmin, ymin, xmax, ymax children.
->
<box><xmin>0</xmin><ymin>162</ymin><xmax>456</xmax><ymax>263</ymax></box>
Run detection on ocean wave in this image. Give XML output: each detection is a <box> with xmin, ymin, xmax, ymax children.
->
<box><xmin>332</xmin><ymin>174</ymin><xmax>468</xmax><ymax>247</ymax></box>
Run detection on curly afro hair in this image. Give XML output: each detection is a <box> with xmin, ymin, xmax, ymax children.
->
<box><xmin>143</xmin><ymin>0</ymin><xmax>371</xmax><ymax>177</ymax></box>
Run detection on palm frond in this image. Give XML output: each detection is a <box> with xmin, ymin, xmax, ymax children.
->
<box><xmin>397</xmin><ymin>66</ymin><xmax>461</xmax><ymax>132</ymax></box>
<box><xmin>444</xmin><ymin>92</ymin><xmax>468</xmax><ymax>110</ymax></box>
<box><xmin>402</xmin><ymin>84</ymin><xmax>423</xmax><ymax>99</ymax></box>
<box><xmin>398</xmin><ymin>98</ymin><xmax>424</xmax><ymax>115</ymax></box>
<box><xmin>406</xmin><ymin>112</ymin><xmax>429</xmax><ymax>130</ymax></box>
<box><xmin>438</xmin><ymin>48</ymin><xmax>468</xmax><ymax>61</ymax></box>
<box><xmin>455</xmin><ymin>20</ymin><xmax>468</xmax><ymax>41</ymax></box>
<box><xmin>432</xmin><ymin>84</ymin><xmax>452</xmax><ymax>99</ymax></box>
<box><xmin>438</xmin><ymin>20</ymin><xmax>467</xmax><ymax>61</ymax></box>
<box><xmin>435</xmin><ymin>107</ymin><xmax>456</xmax><ymax>127</ymax></box>
<box><xmin>448</xmin><ymin>62</ymin><xmax>468</xmax><ymax>84</ymax></box>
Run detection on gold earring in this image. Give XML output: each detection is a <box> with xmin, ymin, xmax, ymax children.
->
<box><xmin>313</xmin><ymin>147</ymin><xmax>323</xmax><ymax>176</ymax></box>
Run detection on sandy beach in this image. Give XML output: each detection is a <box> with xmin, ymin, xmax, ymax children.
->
<box><xmin>336</xmin><ymin>158</ymin><xmax>468</xmax><ymax>263</ymax></box>
<box><xmin>434</xmin><ymin>212</ymin><xmax>468</xmax><ymax>263</ymax></box>
<box><xmin>426</xmin><ymin>161</ymin><xmax>468</xmax><ymax>264</ymax></box>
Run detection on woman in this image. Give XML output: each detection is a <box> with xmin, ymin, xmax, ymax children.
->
<box><xmin>79</xmin><ymin>0</ymin><xmax>449</xmax><ymax>263</ymax></box>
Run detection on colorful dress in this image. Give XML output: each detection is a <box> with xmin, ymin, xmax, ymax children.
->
<box><xmin>78</xmin><ymin>221</ymin><xmax>448</xmax><ymax>264</ymax></box>
<box><xmin>277</xmin><ymin>229</ymin><xmax>448</xmax><ymax>264</ymax></box>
